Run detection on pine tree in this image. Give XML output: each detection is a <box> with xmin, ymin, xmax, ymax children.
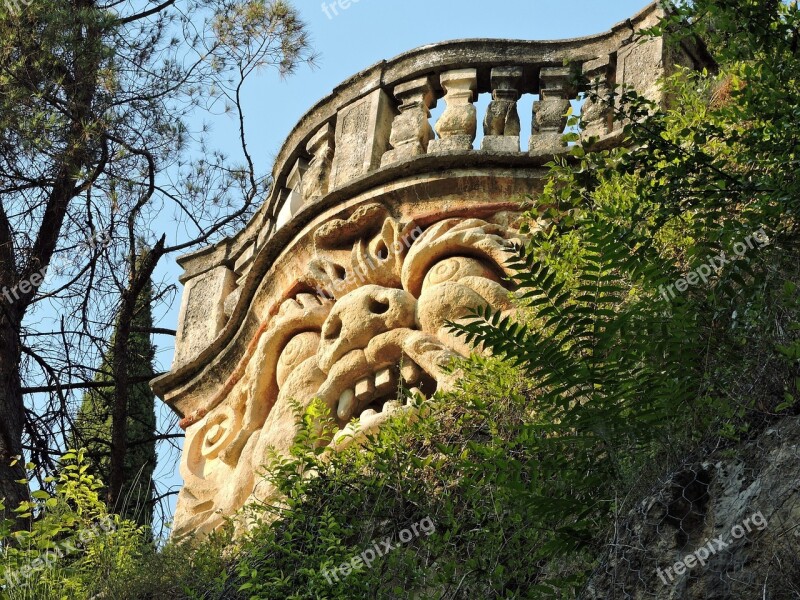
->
<box><xmin>70</xmin><ymin>266</ymin><xmax>157</xmax><ymax>528</ymax></box>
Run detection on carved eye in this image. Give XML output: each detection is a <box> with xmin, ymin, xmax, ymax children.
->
<box><xmin>333</xmin><ymin>264</ymin><xmax>347</xmax><ymax>281</ymax></box>
<box><xmin>276</xmin><ymin>331</ymin><xmax>322</xmax><ymax>388</ymax></box>
<box><xmin>422</xmin><ymin>256</ymin><xmax>500</xmax><ymax>292</ymax></box>
<box><xmin>368</xmin><ymin>297</ymin><xmax>391</xmax><ymax>315</ymax></box>
<box><xmin>376</xmin><ymin>242</ymin><xmax>389</xmax><ymax>261</ymax></box>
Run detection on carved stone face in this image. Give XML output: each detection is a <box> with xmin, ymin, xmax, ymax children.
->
<box><xmin>173</xmin><ymin>204</ymin><xmax>524</xmax><ymax>536</ymax></box>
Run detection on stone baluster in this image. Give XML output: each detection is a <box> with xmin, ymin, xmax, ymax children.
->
<box><xmin>530</xmin><ymin>67</ymin><xmax>576</xmax><ymax>154</ymax></box>
<box><xmin>302</xmin><ymin>122</ymin><xmax>334</xmax><ymax>203</ymax></box>
<box><xmin>381</xmin><ymin>77</ymin><xmax>436</xmax><ymax>166</ymax></box>
<box><xmin>581</xmin><ymin>56</ymin><xmax>614</xmax><ymax>140</ymax></box>
<box><xmin>482</xmin><ymin>67</ymin><xmax>523</xmax><ymax>152</ymax></box>
<box><xmin>429</xmin><ymin>69</ymin><xmax>478</xmax><ymax>152</ymax></box>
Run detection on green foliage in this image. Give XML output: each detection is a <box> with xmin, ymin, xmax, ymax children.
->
<box><xmin>444</xmin><ymin>216</ymin><xmax>704</xmax><ymax>594</ymax></box>
<box><xmin>92</xmin><ymin>525</ymin><xmax>238</xmax><ymax>600</ymax></box>
<box><xmin>230</xmin><ymin>372</ymin><xmax>607</xmax><ymax>599</ymax></box>
<box><xmin>0</xmin><ymin>450</ymin><xmax>144</xmax><ymax>600</ymax></box>
<box><xmin>0</xmin><ymin>450</ymin><xmax>232</xmax><ymax>599</ymax></box>
<box><xmin>444</xmin><ymin>1</ymin><xmax>800</xmax><ymax>593</ymax></box>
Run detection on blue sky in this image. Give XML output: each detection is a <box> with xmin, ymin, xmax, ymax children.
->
<box><xmin>151</xmin><ymin>0</ymin><xmax>653</xmax><ymax>528</ymax></box>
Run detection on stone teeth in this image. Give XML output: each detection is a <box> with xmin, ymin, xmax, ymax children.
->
<box><xmin>405</xmin><ymin>387</ymin><xmax>425</xmax><ymax>405</ymax></box>
<box><xmin>383</xmin><ymin>400</ymin><xmax>403</xmax><ymax>413</ymax></box>
<box><xmin>360</xmin><ymin>408</ymin><xmax>379</xmax><ymax>427</ymax></box>
<box><xmin>374</xmin><ymin>367</ymin><xmax>396</xmax><ymax>396</ymax></box>
<box><xmin>337</xmin><ymin>389</ymin><xmax>356</xmax><ymax>421</ymax></box>
<box><xmin>333</xmin><ymin>423</ymin><xmax>358</xmax><ymax>447</ymax></box>
<box><xmin>401</xmin><ymin>361</ymin><xmax>424</xmax><ymax>385</ymax></box>
<box><xmin>355</xmin><ymin>377</ymin><xmax>375</xmax><ymax>403</ymax></box>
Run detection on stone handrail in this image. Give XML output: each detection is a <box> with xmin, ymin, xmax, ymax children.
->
<box><xmin>156</xmin><ymin>1</ymin><xmax>713</xmax><ymax>391</ymax></box>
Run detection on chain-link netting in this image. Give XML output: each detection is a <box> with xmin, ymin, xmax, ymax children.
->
<box><xmin>582</xmin><ymin>418</ymin><xmax>800</xmax><ymax>599</ymax></box>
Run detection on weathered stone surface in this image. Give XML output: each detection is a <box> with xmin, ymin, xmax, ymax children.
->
<box><xmin>429</xmin><ymin>69</ymin><xmax>477</xmax><ymax>153</ymax></box>
<box><xmin>302</xmin><ymin>122</ymin><xmax>334</xmax><ymax>203</ymax></box>
<box><xmin>233</xmin><ymin>243</ymin><xmax>255</xmax><ymax>276</ymax></box>
<box><xmin>617</xmin><ymin>34</ymin><xmax>665</xmax><ymax>107</ymax></box>
<box><xmin>481</xmin><ymin>136</ymin><xmax>520</xmax><ymax>153</ymax></box>
<box><xmin>223</xmin><ymin>287</ymin><xmax>241</xmax><ymax>319</ymax></box>
<box><xmin>331</xmin><ymin>89</ymin><xmax>395</xmax><ymax>187</ymax></box>
<box><xmin>482</xmin><ymin>67</ymin><xmax>523</xmax><ymax>152</ymax></box>
<box><xmin>583</xmin><ymin>416</ymin><xmax>800</xmax><ymax>599</ymax></box>
<box><xmin>173</xmin><ymin>266</ymin><xmax>236</xmax><ymax>369</ymax></box>
<box><xmin>581</xmin><ymin>56</ymin><xmax>614</xmax><ymax>139</ymax></box>
<box><xmin>530</xmin><ymin>67</ymin><xmax>576</xmax><ymax>155</ymax></box>
<box><xmin>287</xmin><ymin>158</ymin><xmax>308</xmax><ymax>201</ymax></box>
<box><xmin>381</xmin><ymin>77</ymin><xmax>436</xmax><ymax>165</ymax></box>
<box><xmin>168</xmin><ymin>202</ymin><xmax>526</xmax><ymax>537</ymax></box>
<box><xmin>275</xmin><ymin>159</ymin><xmax>308</xmax><ymax>230</ymax></box>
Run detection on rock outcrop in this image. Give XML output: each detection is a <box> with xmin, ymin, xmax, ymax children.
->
<box><xmin>584</xmin><ymin>416</ymin><xmax>800</xmax><ymax>599</ymax></box>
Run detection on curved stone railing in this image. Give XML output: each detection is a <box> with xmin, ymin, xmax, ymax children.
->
<box><xmin>160</xmin><ymin>1</ymin><xmax>713</xmax><ymax>380</ymax></box>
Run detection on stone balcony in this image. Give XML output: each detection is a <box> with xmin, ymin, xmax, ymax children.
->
<box><xmin>149</xmin><ymin>2</ymin><xmax>720</xmax><ymax>538</ymax></box>
<box><xmin>153</xmin><ymin>1</ymin><xmax>712</xmax><ymax>403</ymax></box>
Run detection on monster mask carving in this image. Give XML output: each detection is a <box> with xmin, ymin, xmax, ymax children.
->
<box><xmin>173</xmin><ymin>203</ymin><xmax>525</xmax><ymax>536</ymax></box>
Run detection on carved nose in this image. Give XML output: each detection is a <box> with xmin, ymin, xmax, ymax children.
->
<box><xmin>318</xmin><ymin>285</ymin><xmax>416</xmax><ymax>372</ymax></box>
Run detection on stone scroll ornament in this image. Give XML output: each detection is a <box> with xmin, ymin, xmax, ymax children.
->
<box><xmin>173</xmin><ymin>204</ymin><xmax>526</xmax><ymax>536</ymax></box>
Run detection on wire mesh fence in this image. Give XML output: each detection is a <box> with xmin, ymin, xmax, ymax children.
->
<box><xmin>582</xmin><ymin>418</ymin><xmax>800</xmax><ymax>599</ymax></box>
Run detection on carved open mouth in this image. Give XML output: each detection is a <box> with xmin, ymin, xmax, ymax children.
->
<box><xmin>314</xmin><ymin>328</ymin><xmax>455</xmax><ymax>448</ymax></box>
<box><xmin>335</xmin><ymin>354</ymin><xmax>438</xmax><ymax>428</ymax></box>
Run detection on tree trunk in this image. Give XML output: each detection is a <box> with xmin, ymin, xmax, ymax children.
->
<box><xmin>0</xmin><ymin>314</ymin><xmax>29</xmax><ymax>526</ymax></box>
<box><xmin>0</xmin><ymin>0</ymin><xmax>102</xmax><ymax>524</ymax></box>
<box><xmin>108</xmin><ymin>240</ymin><xmax>164</xmax><ymax>510</ymax></box>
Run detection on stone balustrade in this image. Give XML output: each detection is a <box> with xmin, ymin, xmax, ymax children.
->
<box><xmin>162</xmin><ymin>2</ymin><xmax>714</xmax><ymax>375</ymax></box>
